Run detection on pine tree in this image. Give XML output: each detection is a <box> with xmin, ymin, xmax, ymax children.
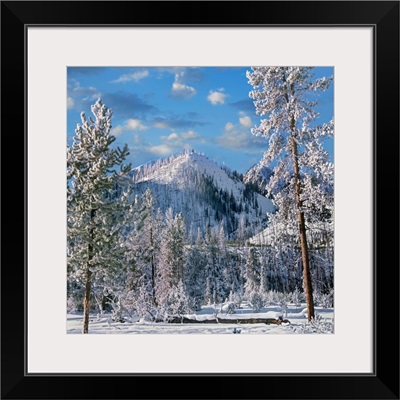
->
<box><xmin>184</xmin><ymin>228</ymin><xmax>206</xmax><ymax>310</ymax></box>
<box><xmin>156</xmin><ymin>209</ymin><xmax>187</xmax><ymax>317</ymax></box>
<box><xmin>204</xmin><ymin>225</ymin><xmax>225</xmax><ymax>305</ymax></box>
<box><xmin>167</xmin><ymin>280</ymin><xmax>191</xmax><ymax>318</ymax></box>
<box><xmin>67</xmin><ymin>98</ymin><xmax>131</xmax><ymax>333</ymax></box>
<box><xmin>127</xmin><ymin>189</ymin><xmax>161</xmax><ymax>306</ymax></box>
<box><xmin>236</xmin><ymin>214</ymin><xmax>246</xmax><ymax>245</ymax></box>
<box><xmin>244</xmin><ymin>247</ymin><xmax>260</xmax><ymax>298</ymax></box>
<box><xmin>247</xmin><ymin>67</ymin><xmax>333</xmax><ymax>321</ymax></box>
<box><xmin>259</xmin><ymin>254</ymin><xmax>268</xmax><ymax>294</ymax></box>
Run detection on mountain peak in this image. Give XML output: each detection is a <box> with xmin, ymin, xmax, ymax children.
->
<box><xmin>131</xmin><ymin>149</ymin><xmax>235</xmax><ymax>191</ymax></box>
<box><xmin>244</xmin><ymin>162</ymin><xmax>273</xmax><ymax>195</ymax></box>
<box><xmin>128</xmin><ymin>149</ymin><xmax>274</xmax><ymax>239</ymax></box>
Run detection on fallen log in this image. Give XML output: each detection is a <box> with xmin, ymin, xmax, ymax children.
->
<box><xmin>166</xmin><ymin>316</ymin><xmax>290</xmax><ymax>325</ymax></box>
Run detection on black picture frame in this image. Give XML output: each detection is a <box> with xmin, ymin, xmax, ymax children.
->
<box><xmin>1</xmin><ymin>1</ymin><xmax>399</xmax><ymax>399</ymax></box>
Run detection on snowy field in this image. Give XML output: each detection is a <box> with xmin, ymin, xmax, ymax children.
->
<box><xmin>67</xmin><ymin>302</ymin><xmax>334</xmax><ymax>334</ymax></box>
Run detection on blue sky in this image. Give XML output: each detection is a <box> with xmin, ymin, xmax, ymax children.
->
<box><xmin>67</xmin><ymin>67</ymin><xmax>333</xmax><ymax>174</ymax></box>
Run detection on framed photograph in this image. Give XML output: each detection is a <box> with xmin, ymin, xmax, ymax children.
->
<box><xmin>2</xmin><ymin>1</ymin><xmax>398</xmax><ymax>399</ymax></box>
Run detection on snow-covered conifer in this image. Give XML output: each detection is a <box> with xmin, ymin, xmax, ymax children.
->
<box><xmin>166</xmin><ymin>280</ymin><xmax>191</xmax><ymax>319</ymax></box>
<box><xmin>67</xmin><ymin>98</ymin><xmax>131</xmax><ymax>333</ymax></box>
<box><xmin>184</xmin><ymin>228</ymin><xmax>207</xmax><ymax>310</ymax></box>
<box><xmin>127</xmin><ymin>189</ymin><xmax>161</xmax><ymax>305</ymax></box>
<box><xmin>247</xmin><ymin>67</ymin><xmax>333</xmax><ymax>320</ymax></box>
<box><xmin>244</xmin><ymin>247</ymin><xmax>260</xmax><ymax>298</ymax></box>
<box><xmin>156</xmin><ymin>210</ymin><xmax>187</xmax><ymax>312</ymax></box>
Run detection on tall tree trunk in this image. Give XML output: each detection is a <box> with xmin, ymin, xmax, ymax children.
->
<box><xmin>151</xmin><ymin>254</ymin><xmax>156</xmax><ymax>305</ymax></box>
<box><xmin>101</xmin><ymin>291</ymin><xmax>106</xmax><ymax>313</ymax></box>
<box><xmin>82</xmin><ymin>269</ymin><xmax>92</xmax><ymax>334</ymax></box>
<box><xmin>149</xmin><ymin>226</ymin><xmax>157</xmax><ymax>305</ymax></box>
<box><xmin>290</xmin><ymin>131</ymin><xmax>315</xmax><ymax>322</ymax></box>
<box><xmin>83</xmin><ymin>209</ymin><xmax>95</xmax><ymax>334</ymax></box>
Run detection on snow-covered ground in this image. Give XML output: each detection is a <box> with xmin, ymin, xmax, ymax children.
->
<box><xmin>67</xmin><ymin>302</ymin><xmax>334</xmax><ymax>334</ymax></box>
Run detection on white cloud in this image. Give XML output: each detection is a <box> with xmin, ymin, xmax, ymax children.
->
<box><xmin>68</xmin><ymin>79</ymin><xmax>101</xmax><ymax>103</ymax></box>
<box><xmin>182</xmin><ymin>130</ymin><xmax>197</xmax><ymax>139</ymax></box>
<box><xmin>163</xmin><ymin>132</ymin><xmax>179</xmax><ymax>141</ymax></box>
<box><xmin>217</xmin><ymin>117</ymin><xmax>264</xmax><ymax>152</ymax></box>
<box><xmin>171</xmin><ymin>72</ymin><xmax>197</xmax><ymax>99</ymax></box>
<box><xmin>67</xmin><ymin>97</ymin><xmax>74</xmax><ymax>109</ymax></box>
<box><xmin>112</xmin><ymin>70</ymin><xmax>149</xmax><ymax>83</ymax></box>
<box><xmin>161</xmin><ymin>130</ymin><xmax>198</xmax><ymax>144</ymax></box>
<box><xmin>225</xmin><ymin>122</ymin><xmax>234</xmax><ymax>132</ymax></box>
<box><xmin>239</xmin><ymin>115</ymin><xmax>252</xmax><ymax>128</ymax></box>
<box><xmin>154</xmin><ymin>121</ymin><xmax>168</xmax><ymax>129</ymax></box>
<box><xmin>127</xmin><ymin>126</ymin><xmax>200</xmax><ymax>160</ymax></box>
<box><xmin>218</xmin><ymin>130</ymin><xmax>250</xmax><ymax>150</ymax></box>
<box><xmin>126</xmin><ymin>119</ymin><xmax>147</xmax><ymax>131</ymax></box>
<box><xmin>111</xmin><ymin>125</ymin><xmax>124</xmax><ymax>137</ymax></box>
<box><xmin>171</xmin><ymin>82</ymin><xmax>197</xmax><ymax>98</ymax></box>
<box><xmin>148</xmin><ymin>144</ymin><xmax>173</xmax><ymax>156</ymax></box>
<box><xmin>154</xmin><ymin>130</ymin><xmax>200</xmax><ymax>156</ymax></box>
<box><xmin>129</xmin><ymin>128</ymin><xmax>201</xmax><ymax>161</ymax></box>
<box><xmin>207</xmin><ymin>90</ymin><xmax>227</xmax><ymax>105</ymax></box>
<box><xmin>112</xmin><ymin>119</ymin><xmax>147</xmax><ymax>137</ymax></box>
